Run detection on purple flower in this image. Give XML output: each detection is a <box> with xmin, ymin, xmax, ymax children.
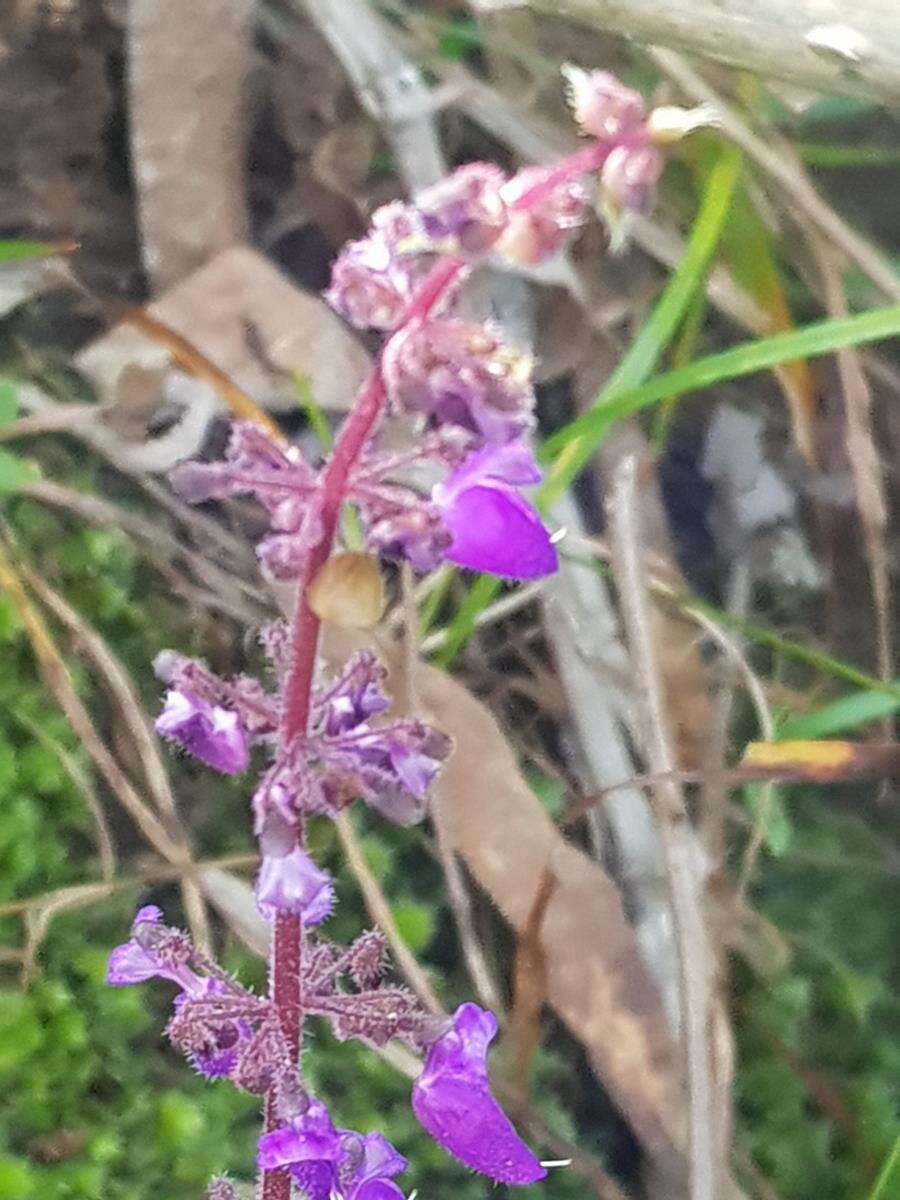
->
<box><xmin>363</xmin><ymin>498</ymin><xmax>452</xmax><ymax>574</ymax></box>
<box><xmin>156</xmin><ymin>687</ymin><xmax>249</xmax><ymax>775</ymax></box>
<box><xmin>154</xmin><ymin>651</ymin><xmax>280</xmax><ymax>740</ymax></box>
<box><xmin>382</xmin><ymin>318</ymin><xmax>535</xmax><ymax>447</ymax></box>
<box><xmin>109</xmin><ymin>909</ymin><xmax>260</xmax><ymax>1081</ymax></box>
<box><xmin>433</xmin><ymin>443</ymin><xmax>558</xmax><ymax>579</ymax></box>
<box><xmin>325</xmin><ymin>202</ymin><xmax>426</xmax><ymax>331</ymax></box>
<box><xmin>258</xmin><ymin>1101</ymin><xmax>406</xmax><ymax>1200</ymax></box>
<box><xmin>335</xmin><ymin>720</ymin><xmax>452</xmax><ymax>826</ymax></box>
<box><xmin>170</xmin><ymin>422</ymin><xmax>323</xmax><ymax>581</ymax></box>
<box><xmin>314</xmin><ymin>651</ymin><xmax>390</xmax><ymax>736</ymax></box>
<box><xmin>171</xmin><ymin>978</ymin><xmax>254</xmax><ymax>1079</ymax></box>
<box><xmin>107</xmin><ymin>906</ymin><xmax>199</xmax><ymax>991</ymax></box>
<box><xmin>415</xmin><ymin>163</ymin><xmax>508</xmax><ymax>258</ymax></box>
<box><xmin>256</xmin><ymin>846</ymin><xmax>335</xmax><ymax>924</ymax></box>
<box><xmin>600</xmin><ymin>144</ymin><xmax>664</xmax><ymax>216</ymax></box>
<box><xmin>412</xmin><ymin>1003</ymin><xmax>546</xmax><ymax>1185</ymax></box>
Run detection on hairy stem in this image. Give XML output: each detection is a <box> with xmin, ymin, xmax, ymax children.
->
<box><xmin>260</xmin><ymin>257</ymin><xmax>462</xmax><ymax>1199</ymax></box>
<box><xmin>259</xmin><ymin>138</ymin><xmax>612</xmax><ymax>1194</ymax></box>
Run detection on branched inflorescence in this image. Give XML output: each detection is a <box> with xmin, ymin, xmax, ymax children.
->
<box><xmin>107</xmin><ymin>68</ymin><xmax>711</xmax><ymax>1198</ymax></box>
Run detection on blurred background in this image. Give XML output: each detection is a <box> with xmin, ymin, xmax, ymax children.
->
<box><xmin>0</xmin><ymin>3</ymin><xmax>898</xmax><ymax>1199</ymax></box>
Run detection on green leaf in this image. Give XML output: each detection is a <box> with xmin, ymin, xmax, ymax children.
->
<box><xmin>0</xmin><ymin>238</ymin><xmax>74</xmax><ymax>263</ymax></box>
<box><xmin>292</xmin><ymin>368</ymin><xmax>333</xmax><ymax>450</ymax></box>
<box><xmin>434</xmin><ymin>572</ymin><xmax>500</xmax><ymax>669</ymax></box>
<box><xmin>795</xmin><ymin>142</ymin><xmax>900</xmax><ymax>168</ymax></box>
<box><xmin>541</xmin><ymin>302</ymin><xmax>900</xmax><ymax>474</ymax></box>
<box><xmin>779</xmin><ymin>689</ymin><xmax>900</xmax><ymax>740</ymax></box>
<box><xmin>0</xmin><ymin>382</ymin><xmax>18</xmax><ymax>427</ymax></box>
<box><xmin>0</xmin><ymin>449</ymin><xmax>40</xmax><ymax>493</ymax></box>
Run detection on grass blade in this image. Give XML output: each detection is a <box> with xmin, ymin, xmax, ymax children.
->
<box><xmin>541</xmin><ymin>143</ymin><xmax>742</xmax><ymax>508</ymax></box>
<box><xmin>542</xmin><ymin>302</ymin><xmax>900</xmax><ymax>477</ymax></box>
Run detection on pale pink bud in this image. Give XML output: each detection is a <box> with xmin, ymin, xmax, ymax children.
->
<box><xmin>415</xmin><ymin>163</ymin><xmax>509</xmax><ymax>258</ymax></box>
<box><xmin>600</xmin><ymin>144</ymin><xmax>664</xmax><ymax>213</ymax></box>
<box><xmin>562</xmin><ymin>65</ymin><xmax>646</xmax><ymax>140</ymax></box>
<box><xmin>496</xmin><ymin>168</ymin><xmax>588</xmax><ymax>265</ymax></box>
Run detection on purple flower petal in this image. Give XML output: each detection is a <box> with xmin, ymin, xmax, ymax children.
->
<box><xmin>412</xmin><ymin>1003</ymin><xmax>546</xmax><ymax>1185</ymax></box>
<box><xmin>106</xmin><ymin>909</ymin><xmax>198</xmax><ymax>991</ymax></box>
<box><xmin>156</xmin><ymin>688</ymin><xmax>249</xmax><ymax>775</ymax></box>
<box><xmin>316</xmin><ymin>651</ymin><xmax>390</xmax><ymax>736</ymax></box>
<box><xmin>106</xmin><ymin>939</ymin><xmax>165</xmax><ymax>986</ymax></box>
<box><xmin>438</xmin><ymin>483</ymin><xmax>557</xmax><ymax>579</ymax></box>
<box><xmin>350</xmin><ymin>1133</ymin><xmax>408</xmax><ymax>1200</ymax></box>
<box><xmin>257</xmin><ymin>1101</ymin><xmax>343</xmax><ymax>1172</ymax></box>
<box><xmin>444</xmin><ymin>441</ymin><xmax>542</xmax><ymax>492</ymax></box>
<box><xmin>256</xmin><ymin>846</ymin><xmax>335</xmax><ymax>925</ymax></box>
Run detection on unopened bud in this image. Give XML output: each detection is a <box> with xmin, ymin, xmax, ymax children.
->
<box><xmin>562</xmin><ymin>64</ymin><xmax>645</xmax><ymax>140</ymax></box>
<box><xmin>646</xmin><ymin>103</ymin><xmax>720</xmax><ymax>145</ymax></box>
<box><xmin>308</xmin><ymin>551</ymin><xmax>386</xmax><ymax>629</ymax></box>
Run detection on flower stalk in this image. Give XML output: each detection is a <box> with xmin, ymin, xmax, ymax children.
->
<box><xmin>105</xmin><ymin>66</ymin><xmax>712</xmax><ymax>1200</ymax></box>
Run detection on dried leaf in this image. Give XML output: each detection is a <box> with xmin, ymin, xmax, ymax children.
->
<box><xmin>322</xmin><ymin>628</ymin><xmax>686</xmax><ymax>1177</ymax></box>
<box><xmin>740</xmin><ymin>739</ymin><xmax>900</xmax><ymax>782</ymax></box>
<box><xmin>310</xmin><ymin>121</ymin><xmax>378</xmax><ymax>206</ymax></box>
<box><xmin>77</xmin><ymin>245</ymin><xmax>371</xmax><ymax>419</ymax></box>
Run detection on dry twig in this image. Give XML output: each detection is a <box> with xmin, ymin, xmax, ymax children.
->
<box><xmin>607</xmin><ymin>457</ymin><xmax>718</xmax><ymax>1200</ymax></box>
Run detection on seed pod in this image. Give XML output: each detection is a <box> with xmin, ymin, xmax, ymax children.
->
<box><xmin>308</xmin><ymin>551</ymin><xmax>386</xmax><ymax>628</ymax></box>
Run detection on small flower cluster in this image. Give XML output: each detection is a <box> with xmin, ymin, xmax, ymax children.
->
<box><xmin>109</xmin><ymin>66</ymin><xmax>704</xmax><ymax>1197</ymax></box>
<box><xmin>109</xmin><ymin>911</ymin><xmax>544</xmax><ymax>1187</ymax></box>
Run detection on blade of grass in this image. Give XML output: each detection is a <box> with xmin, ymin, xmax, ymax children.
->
<box><xmin>779</xmin><ymin>690</ymin><xmax>900</xmax><ymax>740</ymax></box>
<box><xmin>867</xmin><ymin>1133</ymin><xmax>900</xmax><ymax>1200</ymax></box>
<box><xmin>0</xmin><ymin>237</ymin><xmax>77</xmax><ymax>262</ymax></box>
<box><xmin>292</xmin><ymin>367</ymin><xmax>333</xmax><ymax>450</ymax></box>
<box><xmin>795</xmin><ymin>142</ymin><xmax>900</xmax><ymax>168</ymax></box>
<box><xmin>542</xmin><ymin>143</ymin><xmax>742</xmax><ymax>509</ymax></box>
<box><xmin>541</xmin><ymin>302</ymin><xmax>900</xmax><ymax>481</ymax></box>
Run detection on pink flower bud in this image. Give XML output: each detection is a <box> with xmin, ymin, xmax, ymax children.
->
<box><xmin>415</xmin><ymin>163</ymin><xmax>509</xmax><ymax>258</ymax></box>
<box><xmin>562</xmin><ymin>65</ymin><xmax>646</xmax><ymax>139</ymax></box>
<box><xmin>497</xmin><ymin>168</ymin><xmax>588</xmax><ymax>265</ymax></box>
<box><xmin>600</xmin><ymin>144</ymin><xmax>664</xmax><ymax>214</ymax></box>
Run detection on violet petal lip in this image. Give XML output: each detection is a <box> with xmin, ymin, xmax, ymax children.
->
<box><xmin>412</xmin><ymin>1003</ymin><xmax>547</xmax><ymax>1184</ymax></box>
<box><xmin>255</xmin><ymin>846</ymin><xmax>335</xmax><ymax>925</ymax></box>
<box><xmin>155</xmin><ymin>688</ymin><xmax>249</xmax><ymax>775</ymax></box>
<box><xmin>440</xmin><ymin>483</ymin><xmax>558</xmax><ymax>579</ymax></box>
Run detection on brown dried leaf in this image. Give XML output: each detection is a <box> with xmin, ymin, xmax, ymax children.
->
<box><xmin>76</xmin><ymin>245</ymin><xmax>371</xmax><ymax>464</ymax></box>
<box><xmin>310</xmin><ymin>121</ymin><xmax>378</xmax><ymax>207</ymax></box>
<box><xmin>322</xmin><ymin>628</ymin><xmax>686</xmax><ymax>1175</ymax></box>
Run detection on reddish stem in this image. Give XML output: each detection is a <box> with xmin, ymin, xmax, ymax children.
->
<box><xmin>259</xmin><ymin>256</ymin><xmax>462</xmax><ymax>1200</ymax></box>
<box><xmin>259</xmin><ymin>139</ymin><xmax>618</xmax><ymax>1194</ymax></box>
<box><xmin>508</xmin><ymin>135</ymin><xmax>641</xmax><ymax>211</ymax></box>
